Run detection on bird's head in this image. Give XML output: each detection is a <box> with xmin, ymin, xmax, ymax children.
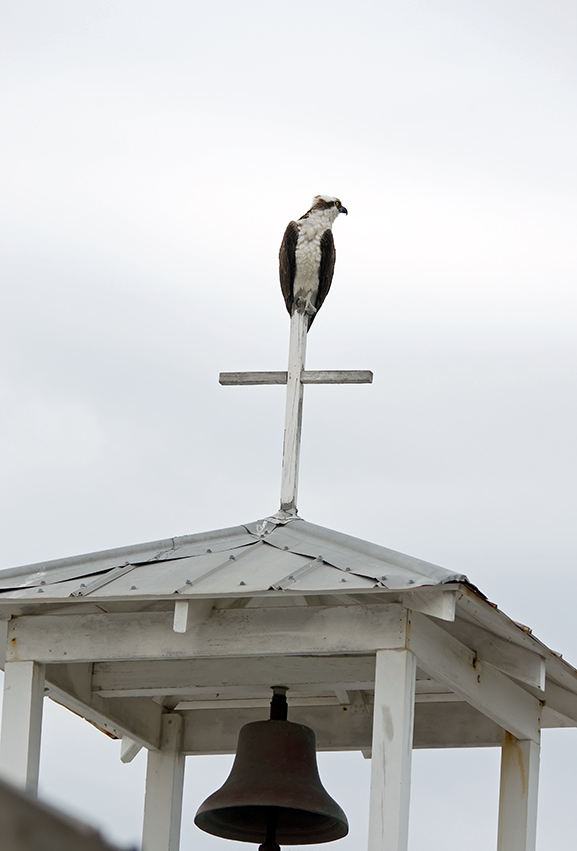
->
<box><xmin>312</xmin><ymin>195</ymin><xmax>348</xmax><ymax>216</ymax></box>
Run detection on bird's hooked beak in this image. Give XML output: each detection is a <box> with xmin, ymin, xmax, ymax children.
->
<box><xmin>336</xmin><ymin>201</ymin><xmax>348</xmax><ymax>215</ymax></box>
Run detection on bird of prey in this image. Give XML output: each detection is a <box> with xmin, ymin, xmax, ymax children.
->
<box><xmin>279</xmin><ymin>195</ymin><xmax>347</xmax><ymax>328</ymax></box>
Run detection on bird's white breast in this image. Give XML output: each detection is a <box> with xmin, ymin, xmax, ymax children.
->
<box><xmin>293</xmin><ymin>209</ymin><xmax>335</xmax><ymax>302</ymax></box>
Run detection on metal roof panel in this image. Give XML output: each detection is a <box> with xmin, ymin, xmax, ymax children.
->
<box><xmin>0</xmin><ymin>515</ymin><xmax>467</xmax><ymax>601</ymax></box>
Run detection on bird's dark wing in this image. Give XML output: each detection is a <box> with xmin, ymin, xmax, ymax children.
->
<box><xmin>309</xmin><ymin>228</ymin><xmax>335</xmax><ymax>326</ymax></box>
<box><xmin>279</xmin><ymin>221</ymin><xmax>299</xmax><ymax>315</ymax></box>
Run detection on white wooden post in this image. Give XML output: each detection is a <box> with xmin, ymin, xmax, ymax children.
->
<box><xmin>219</xmin><ymin>305</ymin><xmax>371</xmax><ymax>515</ymax></box>
<box><xmin>497</xmin><ymin>731</ymin><xmax>540</xmax><ymax>851</ymax></box>
<box><xmin>0</xmin><ymin>660</ymin><xmax>45</xmax><ymax>795</ymax></box>
<box><xmin>142</xmin><ymin>713</ymin><xmax>185</xmax><ymax>851</ymax></box>
<box><xmin>280</xmin><ymin>308</ymin><xmax>308</xmax><ymax>513</ymax></box>
<box><xmin>368</xmin><ymin>649</ymin><xmax>417</xmax><ymax>851</ymax></box>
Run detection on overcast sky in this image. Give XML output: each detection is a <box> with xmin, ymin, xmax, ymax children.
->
<box><xmin>1</xmin><ymin>1</ymin><xmax>577</xmax><ymax>848</ymax></box>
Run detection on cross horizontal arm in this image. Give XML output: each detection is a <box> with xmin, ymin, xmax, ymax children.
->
<box><xmin>219</xmin><ymin>370</ymin><xmax>373</xmax><ymax>386</ymax></box>
<box><xmin>303</xmin><ymin>370</ymin><xmax>373</xmax><ymax>384</ymax></box>
<box><xmin>219</xmin><ymin>371</ymin><xmax>287</xmax><ymax>385</ymax></box>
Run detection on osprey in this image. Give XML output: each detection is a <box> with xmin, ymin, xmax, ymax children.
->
<box><xmin>279</xmin><ymin>195</ymin><xmax>347</xmax><ymax>327</ymax></box>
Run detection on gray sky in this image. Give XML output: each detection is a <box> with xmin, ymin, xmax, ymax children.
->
<box><xmin>1</xmin><ymin>1</ymin><xmax>577</xmax><ymax>848</ymax></box>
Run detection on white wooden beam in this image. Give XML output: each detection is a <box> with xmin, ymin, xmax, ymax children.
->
<box><xmin>0</xmin><ymin>660</ymin><xmax>45</xmax><ymax>795</ymax></box>
<box><xmin>408</xmin><ymin>613</ymin><xmax>542</xmax><ymax>742</ymax></box>
<box><xmin>120</xmin><ymin>736</ymin><xmax>143</xmax><ymax>764</ymax></box>
<box><xmin>92</xmin><ymin>654</ymin><xmax>377</xmax><ymax>697</ymax></box>
<box><xmin>180</xmin><ymin>700</ymin><xmax>503</xmax><ymax>755</ymax></box>
<box><xmin>413</xmin><ymin>701</ymin><xmax>502</xmax><ymax>749</ymax></box>
<box><xmin>497</xmin><ymin>732</ymin><xmax>540</xmax><ymax>851</ymax></box>
<box><xmin>45</xmin><ymin>664</ymin><xmax>163</xmax><ymax>750</ymax></box>
<box><xmin>172</xmin><ymin>602</ymin><xmax>190</xmax><ymax>634</ymax></box>
<box><xmin>172</xmin><ymin>600</ymin><xmax>212</xmax><ymax>634</ymax></box>
<box><xmin>443</xmin><ymin>620</ymin><xmax>546</xmax><ymax>691</ymax></box>
<box><xmin>368</xmin><ymin>649</ymin><xmax>416</xmax><ymax>851</ymax></box>
<box><xmin>401</xmin><ymin>589</ymin><xmax>456</xmax><ymax>622</ymax></box>
<box><xmin>142</xmin><ymin>714</ymin><xmax>185</xmax><ymax>851</ymax></box>
<box><xmin>7</xmin><ymin>604</ymin><xmax>407</xmax><ymax>663</ymax></box>
<box><xmin>539</xmin><ymin>679</ymin><xmax>577</xmax><ymax>726</ymax></box>
<box><xmin>175</xmin><ymin>696</ymin><xmax>343</xmax><ymax>711</ymax></box>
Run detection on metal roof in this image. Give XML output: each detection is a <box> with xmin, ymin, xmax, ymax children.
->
<box><xmin>3</xmin><ymin>513</ymin><xmax>577</xmax><ymax>737</ymax></box>
<box><xmin>0</xmin><ymin>515</ymin><xmax>467</xmax><ymax>602</ymax></box>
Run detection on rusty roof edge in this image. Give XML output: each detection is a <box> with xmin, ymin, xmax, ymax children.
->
<box><xmin>455</xmin><ymin>585</ymin><xmax>577</xmax><ymax>691</ymax></box>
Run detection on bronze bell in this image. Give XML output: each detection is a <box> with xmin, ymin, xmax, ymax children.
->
<box><xmin>195</xmin><ymin>687</ymin><xmax>348</xmax><ymax>851</ymax></box>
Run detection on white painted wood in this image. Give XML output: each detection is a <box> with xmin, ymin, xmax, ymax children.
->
<box><xmin>219</xmin><ymin>370</ymin><xmax>372</xmax><ymax>385</ymax></box>
<box><xmin>455</xmin><ymin>586</ymin><xmax>555</xmax><ymax>671</ymax></box>
<box><xmin>368</xmin><ymin>649</ymin><xmax>416</xmax><ymax>851</ymax></box>
<box><xmin>142</xmin><ymin>713</ymin><xmax>185</xmax><ymax>851</ymax></box>
<box><xmin>401</xmin><ymin>589</ymin><xmax>456</xmax><ymax>622</ymax></box>
<box><xmin>45</xmin><ymin>665</ymin><xmax>163</xmax><ymax>749</ymax></box>
<box><xmin>221</xmin><ymin>303</ymin><xmax>372</xmax><ymax>512</ymax></box>
<box><xmin>443</xmin><ymin>619</ymin><xmax>546</xmax><ymax>690</ymax></box>
<box><xmin>173</xmin><ymin>600</ymin><xmax>213</xmax><ymax>634</ymax></box>
<box><xmin>92</xmin><ymin>654</ymin><xmax>377</xmax><ymax>696</ymax></box>
<box><xmin>180</xmin><ymin>699</ymin><xmax>503</xmax><ymax>755</ymax></box>
<box><xmin>120</xmin><ymin>736</ymin><xmax>143</xmax><ymax>764</ymax></box>
<box><xmin>534</xmin><ymin>679</ymin><xmax>577</xmax><ymax>724</ymax></box>
<box><xmin>497</xmin><ymin>733</ymin><xmax>540</xmax><ymax>851</ymax></box>
<box><xmin>175</xmin><ymin>693</ymin><xmax>463</xmax><ymax>711</ymax></box>
<box><xmin>0</xmin><ymin>661</ymin><xmax>45</xmax><ymax>795</ymax></box>
<box><xmin>8</xmin><ymin>604</ymin><xmax>408</xmax><ymax>663</ymax></box>
<box><xmin>173</xmin><ymin>601</ymin><xmax>189</xmax><ymax>633</ymax></box>
<box><xmin>408</xmin><ymin>613</ymin><xmax>542</xmax><ymax>742</ymax></box>
<box><xmin>334</xmin><ymin>688</ymin><xmax>352</xmax><ymax>704</ymax></box>
<box><xmin>415</xmin><ymin>692</ymin><xmax>463</xmax><ymax>703</ymax></box>
<box><xmin>175</xmin><ymin>696</ymin><xmax>343</xmax><ymax>711</ymax></box>
<box><xmin>280</xmin><ymin>309</ymin><xmax>308</xmax><ymax>512</ymax></box>
<box><xmin>413</xmin><ymin>700</ymin><xmax>503</xmax><ymax>749</ymax></box>
<box><xmin>0</xmin><ymin>620</ymin><xmax>8</xmax><ymax>666</ymax></box>
<box><xmin>219</xmin><ymin>371</ymin><xmax>288</xmax><ymax>385</ymax></box>
<box><xmin>301</xmin><ymin>370</ymin><xmax>373</xmax><ymax>384</ymax></box>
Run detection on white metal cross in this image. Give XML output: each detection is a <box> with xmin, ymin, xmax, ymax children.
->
<box><xmin>219</xmin><ymin>306</ymin><xmax>373</xmax><ymax>514</ymax></box>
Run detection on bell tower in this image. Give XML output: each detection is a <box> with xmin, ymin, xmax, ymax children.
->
<box><xmin>0</xmin><ymin>210</ymin><xmax>576</xmax><ymax>851</ymax></box>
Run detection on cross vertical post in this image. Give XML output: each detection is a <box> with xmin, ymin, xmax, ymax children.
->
<box><xmin>219</xmin><ymin>309</ymin><xmax>372</xmax><ymax>515</ymax></box>
<box><xmin>280</xmin><ymin>309</ymin><xmax>308</xmax><ymax>513</ymax></box>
